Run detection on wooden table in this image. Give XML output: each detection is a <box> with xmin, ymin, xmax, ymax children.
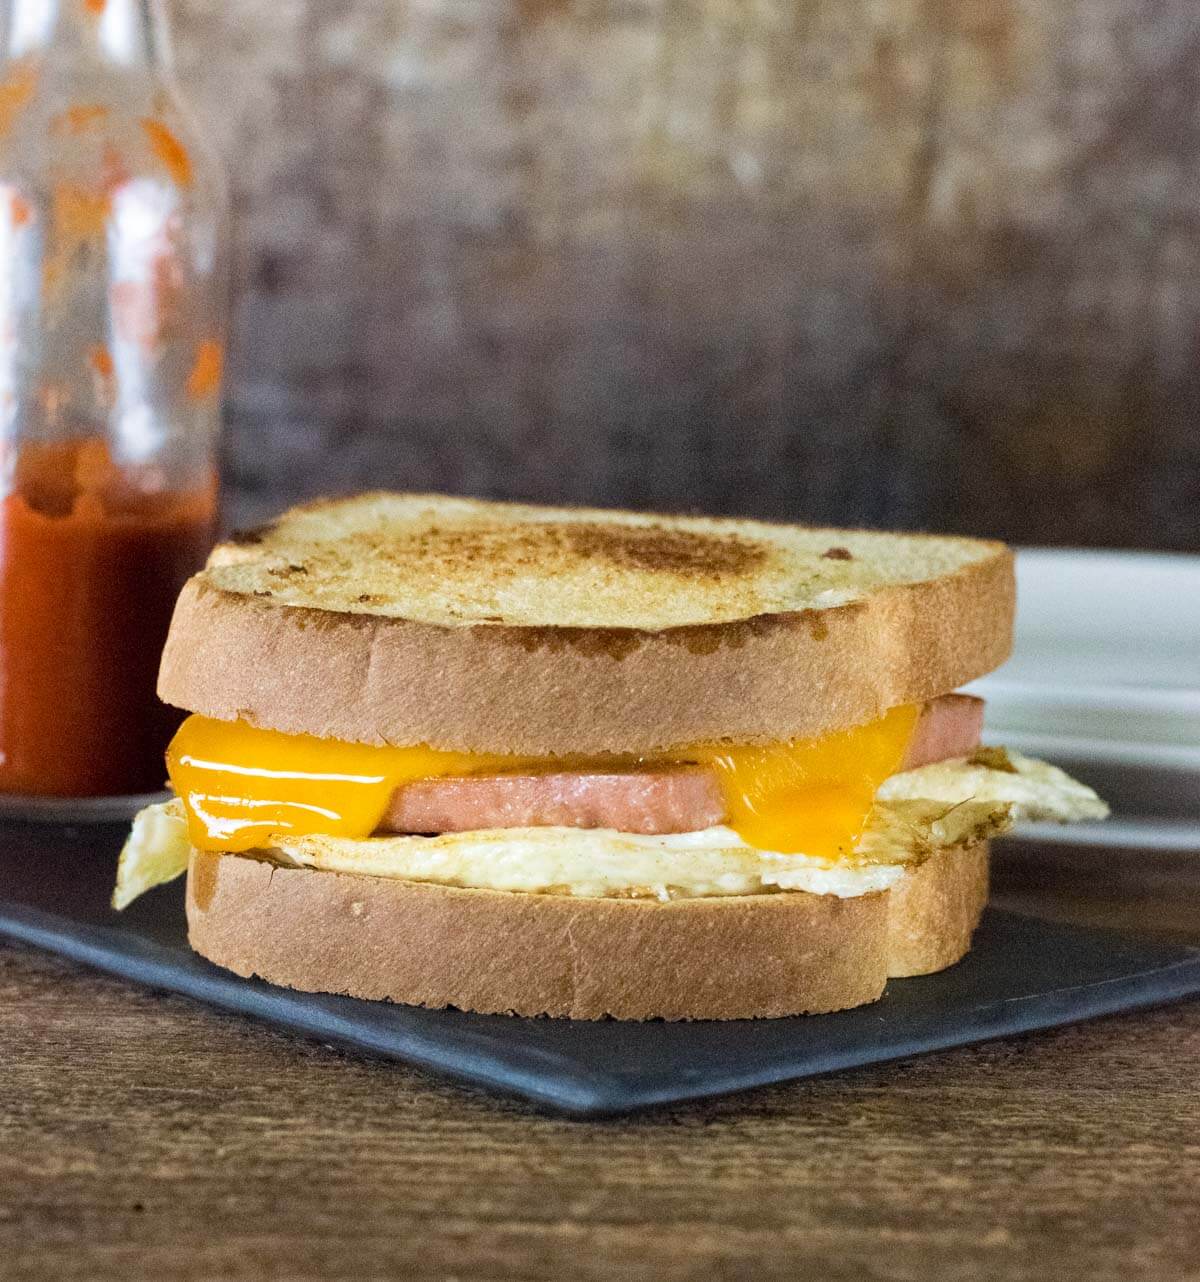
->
<box><xmin>2</xmin><ymin>840</ymin><xmax>1198</xmax><ymax>1281</ymax></box>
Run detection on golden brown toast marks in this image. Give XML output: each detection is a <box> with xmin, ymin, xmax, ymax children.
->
<box><xmin>206</xmin><ymin>492</ymin><xmax>1010</xmax><ymax>631</ymax></box>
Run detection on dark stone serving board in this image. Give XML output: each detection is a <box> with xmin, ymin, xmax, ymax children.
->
<box><xmin>2</xmin><ymin>817</ymin><xmax>1198</xmax><ymax>1118</ymax></box>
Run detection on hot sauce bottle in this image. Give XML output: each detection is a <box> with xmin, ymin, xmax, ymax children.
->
<box><xmin>0</xmin><ymin>0</ymin><xmax>226</xmax><ymax>798</ymax></box>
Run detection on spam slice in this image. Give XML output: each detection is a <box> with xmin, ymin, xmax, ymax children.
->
<box><xmin>387</xmin><ymin>767</ymin><xmax>725</xmax><ymax>835</ymax></box>
<box><xmin>381</xmin><ymin>694</ymin><xmax>985</xmax><ymax>836</ymax></box>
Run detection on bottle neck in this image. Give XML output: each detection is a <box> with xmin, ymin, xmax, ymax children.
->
<box><xmin>2</xmin><ymin>0</ymin><xmax>167</xmax><ymax>68</ymax></box>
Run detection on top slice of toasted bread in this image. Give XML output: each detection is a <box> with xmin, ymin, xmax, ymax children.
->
<box><xmin>160</xmin><ymin>493</ymin><xmax>1014</xmax><ymax>755</ymax></box>
<box><xmin>206</xmin><ymin>492</ymin><xmax>1007</xmax><ymax>630</ymax></box>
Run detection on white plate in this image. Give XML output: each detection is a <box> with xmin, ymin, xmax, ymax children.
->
<box><xmin>969</xmin><ymin>549</ymin><xmax>1200</xmax><ymax>750</ymax></box>
<box><xmin>968</xmin><ymin>549</ymin><xmax>1200</xmax><ymax>848</ymax></box>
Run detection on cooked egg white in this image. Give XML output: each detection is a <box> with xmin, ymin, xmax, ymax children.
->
<box><xmin>269</xmin><ymin>825</ymin><xmax>911</xmax><ymax>901</ymax></box>
<box><xmin>113</xmin><ymin>801</ymin><xmax>194</xmax><ymax>911</ymax></box>
<box><xmin>876</xmin><ymin>748</ymin><xmax>1110</xmax><ymax>822</ymax></box>
<box><xmin>112</xmin><ymin>750</ymin><xmax>1108</xmax><ymax>909</ymax></box>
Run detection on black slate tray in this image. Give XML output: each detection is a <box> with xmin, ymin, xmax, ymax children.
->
<box><xmin>2</xmin><ymin>816</ymin><xmax>1199</xmax><ymax>1118</ymax></box>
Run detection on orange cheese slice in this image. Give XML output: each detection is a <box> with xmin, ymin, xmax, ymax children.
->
<box><xmin>167</xmin><ymin>705</ymin><xmax>919</xmax><ymax>860</ymax></box>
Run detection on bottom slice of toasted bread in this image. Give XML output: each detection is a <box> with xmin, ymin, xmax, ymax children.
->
<box><xmin>185</xmin><ymin>843</ymin><xmax>988</xmax><ymax>1020</ymax></box>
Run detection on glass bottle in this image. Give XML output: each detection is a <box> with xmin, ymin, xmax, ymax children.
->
<box><xmin>0</xmin><ymin>0</ymin><xmax>226</xmax><ymax>799</ymax></box>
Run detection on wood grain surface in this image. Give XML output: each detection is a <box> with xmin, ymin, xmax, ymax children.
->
<box><xmin>159</xmin><ymin>0</ymin><xmax>1200</xmax><ymax>549</ymax></box>
<box><xmin>2</xmin><ymin>842</ymin><xmax>1198</xmax><ymax>1281</ymax></box>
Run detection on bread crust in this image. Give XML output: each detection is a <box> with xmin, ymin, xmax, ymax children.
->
<box><xmin>185</xmin><ymin>842</ymin><xmax>989</xmax><ymax>1020</ymax></box>
<box><xmin>159</xmin><ymin>546</ymin><xmax>1013</xmax><ymax>755</ymax></box>
<box><xmin>886</xmin><ymin>842</ymin><xmax>989</xmax><ymax>978</ymax></box>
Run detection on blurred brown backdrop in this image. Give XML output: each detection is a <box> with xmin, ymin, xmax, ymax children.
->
<box><xmin>171</xmin><ymin>0</ymin><xmax>1199</xmax><ymax>547</ymax></box>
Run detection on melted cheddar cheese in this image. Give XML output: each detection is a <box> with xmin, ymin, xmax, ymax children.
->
<box><xmin>167</xmin><ymin>705</ymin><xmax>920</xmax><ymax>859</ymax></box>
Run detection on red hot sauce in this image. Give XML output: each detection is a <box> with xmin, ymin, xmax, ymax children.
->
<box><xmin>0</xmin><ymin>438</ymin><xmax>216</xmax><ymax>797</ymax></box>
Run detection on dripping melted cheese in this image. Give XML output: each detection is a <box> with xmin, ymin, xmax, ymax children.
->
<box><xmin>166</xmin><ymin>704</ymin><xmax>920</xmax><ymax>859</ymax></box>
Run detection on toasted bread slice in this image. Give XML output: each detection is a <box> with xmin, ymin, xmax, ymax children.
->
<box><xmin>159</xmin><ymin>493</ymin><xmax>1014</xmax><ymax>755</ymax></box>
<box><xmin>207</xmin><ymin>493</ymin><xmax>1008</xmax><ymax>631</ymax></box>
<box><xmin>185</xmin><ymin>841</ymin><xmax>989</xmax><ymax>1020</ymax></box>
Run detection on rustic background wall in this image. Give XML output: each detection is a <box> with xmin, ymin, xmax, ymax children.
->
<box><xmin>170</xmin><ymin>0</ymin><xmax>1198</xmax><ymax>547</ymax></box>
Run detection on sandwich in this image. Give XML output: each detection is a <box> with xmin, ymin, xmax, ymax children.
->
<box><xmin>114</xmin><ymin>494</ymin><xmax>1108</xmax><ymax>1020</ymax></box>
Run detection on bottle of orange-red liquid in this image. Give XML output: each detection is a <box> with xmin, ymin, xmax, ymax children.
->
<box><xmin>0</xmin><ymin>0</ymin><xmax>226</xmax><ymax>800</ymax></box>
